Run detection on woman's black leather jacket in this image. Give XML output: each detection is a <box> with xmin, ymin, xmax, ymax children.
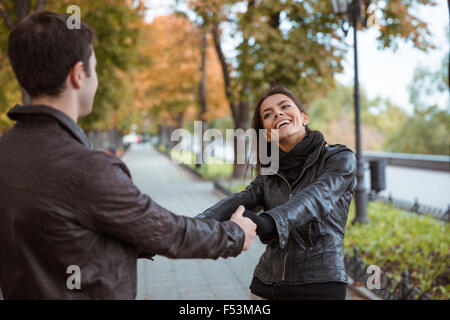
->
<box><xmin>196</xmin><ymin>141</ymin><xmax>357</xmax><ymax>285</ymax></box>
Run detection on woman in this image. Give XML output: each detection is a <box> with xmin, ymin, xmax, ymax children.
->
<box><xmin>196</xmin><ymin>85</ymin><xmax>357</xmax><ymax>300</ymax></box>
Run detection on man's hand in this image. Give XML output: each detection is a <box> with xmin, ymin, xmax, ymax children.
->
<box><xmin>230</xmin><ymin>205</ymin><xmax>256</xmax><ymax>251</ymax></box>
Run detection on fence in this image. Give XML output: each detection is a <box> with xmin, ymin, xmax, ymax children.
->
<box><xmin>368</xmin><ymin>191</ymin><xmax>449</xmax><ymax>222</ymax></box>
<box><xmin>344</xmin><ymin>248</ymin><xmax>433</xmax><ymax>300</ymax></box>
<box><xmin>363</xmin><ymin>151</ymin><xmax>449</xmax><ymax>172</ymax></box>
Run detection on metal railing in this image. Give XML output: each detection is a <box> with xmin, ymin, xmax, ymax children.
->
<box><xmin>363</xmin><ymin>151</ymin><xmax>449</xmax><ymax>172</ymax></box>
<box><xmin>344</xmin><ymin>248</ymin><xmax>433</xmax><ymax>300</ymax></box>
<box><xmin>368</xmin><ymin>191</ymin><xmax>449</xmax><ymax>222</ymax></box>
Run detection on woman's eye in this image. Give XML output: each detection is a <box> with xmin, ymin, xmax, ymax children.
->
<box><xmin>263</xmin><ymin>113</ymin><xmax>271</xmax><ymax>119</ymax></box>
<box><xmin>282</xmin><ymin>104</ymin><xmax>290</xmax><ymax>109</ymax></box>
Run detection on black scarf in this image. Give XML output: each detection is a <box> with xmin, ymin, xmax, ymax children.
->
<box><xmin>278</xmin><ymin>130</ymin><xmax>325</xmax><ymax>184</ymax></box>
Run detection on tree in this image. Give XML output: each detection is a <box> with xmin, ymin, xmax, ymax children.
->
<box><xmin>0</xmin><ymin>49</ymin><xmax>19</xmax><ymax>132</ymax></box>
<box><xmin>384</xmin><ymin>53</ymin><xmax>449</xmax><ymax>155</ymax></box>
<box><xmin>187</xmin><ymin>0</ymin><xmax>437</xmax><ymax>177</ymax></box>
<box><xmin>124</xmin><ymin>14</ymin><xmax>229</xmax><ymax>145</ymax></box>
<box><xmin>308</xmin><ymin>81</ymin><xmax>408</xmax><ymax>151</ymax></box>
<box><xmin>50</xmin><ymin>0</ymin><xmax>146</xmax><ymax>130</ymax></box>
<box><xmin>0</xmin><ymin>0</ymin><xmax>47</xmax><ymax>105</ymax></box>
<box><xmin>0</xmin><ymin>0</ymin><xmax>146</xmax><ymax>132</ymax></box>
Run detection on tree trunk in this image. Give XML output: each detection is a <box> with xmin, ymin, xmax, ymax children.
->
<box><xmin>199</xmin><ymin>32</ymin><xmax>208</xmax><ymax>120</ymax></box>
<box><xmin>15</xmin><ymin>0</ymin><xmax>31</xmax><ymax>22</ymax></box>
<box><xmin>232</xmin><ymin>99</ymin><xmax>250</xmax><ymax>178</ymax></box>
<box><xmin>211</xmin><ymin>19</ymin><xmax>252</xmax><ymax>178</ymax></box>
<box><xmin>171</xmin><ymin>112</ymin><xmax>185</xmax><ymax>149</ymax></box>
<box><xmin>20</xmin><ymin>86</ymin><xmax>32</xmax><ymax>105</ymax></box>
<box><xmin>198</xmin><ymin>31</ymin><xmax>209</xmax><ymax>164</ymax></box>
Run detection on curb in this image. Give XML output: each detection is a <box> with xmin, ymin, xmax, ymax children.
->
<box><xmin>213</xmin><ymin>180</ymin><xmax>233</xmax><ymax>197</ymax></box>
<box><xmin>347</xmin><ymin>276</ymin><xmax>383</xmax><ymax>300</ymax></box>
<box><xmin>152</xmin><ymin>145</ymin><xmax>205</xmax><ymax>179</ymax></box>
<box><xmin>178</xmin><ymin>162</ymin><xmax>205</xmax><ymax>179</ymax></box>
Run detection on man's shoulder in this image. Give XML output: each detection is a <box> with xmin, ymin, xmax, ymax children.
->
<box><xmin>74</xmin><ymin>148</ymin><xmax>132</xmax><ymax>179</ymax></box>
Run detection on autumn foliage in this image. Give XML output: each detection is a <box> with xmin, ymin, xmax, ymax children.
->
<box><xmin>126</xmin><ymin>14</ymin><xmax>228</xmax><ymax>132</ymax></box>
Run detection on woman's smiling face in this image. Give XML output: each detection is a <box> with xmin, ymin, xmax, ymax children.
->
<box><xmin>260</xmin><ymin>93</ymin><xmax>309</xmax><ymax>151</ymax></box>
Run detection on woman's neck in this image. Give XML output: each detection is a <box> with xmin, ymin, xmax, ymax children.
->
<box><xmin>279</xmin><ymin>131</ymin><xmax>308</xmax><ymax>152</ymax></box>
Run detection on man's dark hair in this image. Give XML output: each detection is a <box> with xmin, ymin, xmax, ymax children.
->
<box><xmin>7</xmin><ymin>10</ymin><xmax>95</xmax><ymax>98</ymax></box>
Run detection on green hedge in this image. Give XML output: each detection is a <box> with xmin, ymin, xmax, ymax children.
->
<box><xmin>344</xmin><ymin>201</ymin><xmax>449</xmax><ymax>299</ymax></box>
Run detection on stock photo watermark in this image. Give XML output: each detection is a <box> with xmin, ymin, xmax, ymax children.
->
<box><xmin>170</xmin><ymin>121</ymin><xmax>280</xmax><ymax>175</ymax></box>
<box><xmin>66</xmin><ymin>5</ymin><xmax>81</xmax><ymax>30</ymax></box>
<box><xmin>66</xmin><ymin>265</ymin><xmax>81</xmax><ymax>290</ymax></box>
<box><xmin>366</xmin><ymin>265</ymin><xmax>381</xmax><ymax>290</ymax></box>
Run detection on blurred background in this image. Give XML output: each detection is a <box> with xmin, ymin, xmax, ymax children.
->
<box><xmin>0</xmin><ymin>0</ymin><xmax>448</xmax><ymax>300</ymax></box>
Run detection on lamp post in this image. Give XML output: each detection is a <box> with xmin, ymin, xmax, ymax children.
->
<box><xmin>332</xmin><ymin>0</ymin><xmax>369</xmax><ymax>224</ymax></box>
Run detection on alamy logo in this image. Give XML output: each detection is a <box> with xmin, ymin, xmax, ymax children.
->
<box><xmin>66</xmin><ymin>265</ymin><xmax>81</xmax><ymax>290</ymax></box>
<box><xmin>66</xmin><ymin>5</ymin><xmax>81</xmax><ymax>30</ymax></box>
<box><xmin>170</xmin><ymin>121</ymin><xmax>280</xmax><ymax>175</ymax></box>
<box><xmin>366</xmin><ymin>265</ymin><xmax>381</xmax><ymax>289</ymax></box>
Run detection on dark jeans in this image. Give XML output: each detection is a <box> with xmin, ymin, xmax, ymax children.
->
<box><xmin>250</xmin><ymin>276</ymin><xmax>347</xmax><ymax>300</ymax></box>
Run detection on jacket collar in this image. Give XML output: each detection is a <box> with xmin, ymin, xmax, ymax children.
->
<box><xmin>303</xmin><ymin>139</ymin><xmax>326</xmax><ymax>169</ymax></box>
<box><xmin>7</xmin><ymin>104</ymin><xmax>90</xmax><ymax>149</ymax></box>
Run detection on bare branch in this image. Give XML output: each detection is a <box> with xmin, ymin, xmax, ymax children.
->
<box><xmin>0</xmin><ymin>0</ymin><xmax>14</xmax><ymax>30</ymax></box>
<box><xmin>15</xmin><ymin>0</ymin><xmax>31</xmax><ymax>23</ymax></box>
<box><xmin>35</xmin><ymin>0</ymin><xmax>46</xmax><ymax>12</ymax></box>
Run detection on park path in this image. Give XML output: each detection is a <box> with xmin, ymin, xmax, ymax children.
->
<box><xmin>122</xmin><ymin>143</ymin><xmax>361</xmax><ymax>300</ymax></box>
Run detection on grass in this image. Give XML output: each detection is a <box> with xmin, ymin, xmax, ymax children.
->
<box><xmin>344</xmin><ymin>201</ymin><xmax>449</xmax><ymax>299</ymax></box>
<box><xmin>168</xmin><ymin>148</ymin><xmax>234</xmax><ymax>179</ymax></box>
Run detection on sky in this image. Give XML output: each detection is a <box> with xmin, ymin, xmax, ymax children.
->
<box><xmin>144</xmin><ymin>0</ymin><xmax>449</xmax><ymax>114</ymax></box>
<box><xmin>335</xmin><ymin>0</ymin><xmax>449</xmax><ymax>114</ymax></box>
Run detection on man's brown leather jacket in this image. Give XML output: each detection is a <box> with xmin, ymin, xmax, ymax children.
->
<box><xmin>0</xmin><ymin>104</ymin><xmax>245</xmax><ymax>299</ymax></box>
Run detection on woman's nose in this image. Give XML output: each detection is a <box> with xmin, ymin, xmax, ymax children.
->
<box><xmin>274</xmin><ymin>110</ymin><xmax>284</xmax><ymax>118</ymax></box>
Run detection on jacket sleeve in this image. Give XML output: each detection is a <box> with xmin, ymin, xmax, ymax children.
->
<box><xmin>195</xmin><ymin>175</ymin><xmax>265</xmax><ymax>221</ymax></box>
<box><xmin>76</xmin><ymin>155</ymin><xmax>245</xmax><ymax>259</ymax></box>
<box><xmin>265</xmin><ymin>149</ymin><xmax>357</xmax><ymax>249</ymax></box>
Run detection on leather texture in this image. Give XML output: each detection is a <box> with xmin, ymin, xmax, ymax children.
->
<box><xmin>0</xmin><ymin>104</ymin><xmax>245</xmax><ymax>299</ymax></box>
<box><xmin>196</xmin><ymin>139</ymin><xmax>357</xmax><ymax>285</ymax></box>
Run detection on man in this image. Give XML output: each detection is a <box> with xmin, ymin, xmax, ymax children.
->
<box><xmin>0</xmin><ymin>11</ymin><xmax>256</xmax><ymax>299</ymax></box>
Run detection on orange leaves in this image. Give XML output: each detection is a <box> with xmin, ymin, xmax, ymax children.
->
<box><xmin>128</xmin><ymin>13</ymin><xmax>228</xmax><ymax>126</ymax></box>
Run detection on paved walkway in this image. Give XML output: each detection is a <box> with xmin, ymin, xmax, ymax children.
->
<box><xmin>123</xmin><ymin>143</ymin><xmax>361</xmax><ymax>300</ymax></box>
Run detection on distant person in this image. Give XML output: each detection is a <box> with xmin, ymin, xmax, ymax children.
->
<box><xmin>197</xmin><ymin>85</ymin><xmax>357</xmax><ymax>300</ymax></box>
<box><xmin>0</xmin><ymin>11</ymin><xmax>256</xmax><ymax>299</ymax></box>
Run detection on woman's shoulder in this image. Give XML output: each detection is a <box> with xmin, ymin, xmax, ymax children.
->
<box><xmin>323</xmin><ymin>143</ymin><xmax>355</xmax><ymax>155</ymax></box>
<box><xmin>322</xmin><ymin>143</ymin><xmax>356</xmax><ymax>169</ymax></box>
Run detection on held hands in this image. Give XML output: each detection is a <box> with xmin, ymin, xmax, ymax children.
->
<box><xmin>230</xmin><ymin>205</ymin><xmax>256</xmax><ymax>251</ymax></box>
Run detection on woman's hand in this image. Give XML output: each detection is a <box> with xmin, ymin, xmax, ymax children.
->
<box><xmin>243</xmin><ymin>209</ymin><xmax>277</xmax><ymax>242</ymax></box>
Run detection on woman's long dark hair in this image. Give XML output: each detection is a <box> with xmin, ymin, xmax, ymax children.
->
<box><xmin>249</xmin><ymin>85</ymin><xmax>311</xmax><ymax>176</ymax></box>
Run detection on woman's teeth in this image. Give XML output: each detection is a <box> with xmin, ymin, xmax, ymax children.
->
<box><xmin>276</xmin><ymin>120</ymin><xmax>291</xmax><ymax>129</ymax></box>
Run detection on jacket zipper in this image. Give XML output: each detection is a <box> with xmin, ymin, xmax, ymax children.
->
<box><xmin>276</xmin><ymin>173</ymin><xmax>293</xmax><ymax>199</ymax></box>
<box><xmin>291</xmin><ymin>140</ymin><xmax>326</xmax><ymax>189</ymax></box>
<box><xmin>277</xmin><ymin>140</ymin><xmax>326</xmax><ymax>281</ymax></box>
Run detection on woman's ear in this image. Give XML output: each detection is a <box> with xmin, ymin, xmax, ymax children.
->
<box><xmin>303</xmin><ymin>113</ymin><xmax>310</xmax><ymax>126</ymax></box>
